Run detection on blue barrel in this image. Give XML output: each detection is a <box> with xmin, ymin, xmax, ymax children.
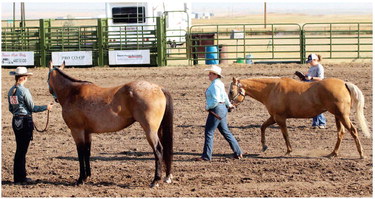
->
<box><xmin>205</xmin><ymin>46</ymin><xmax>219</xmax><ymax>65</ymax></box>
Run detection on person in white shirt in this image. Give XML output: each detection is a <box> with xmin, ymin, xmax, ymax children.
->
<box><xmin>305</xmin><ymin>54</ymin><xmax>326</xmax><ymax>129</ymax></box>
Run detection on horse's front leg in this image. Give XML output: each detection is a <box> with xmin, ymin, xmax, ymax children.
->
<box><xmin>72</xmin><ymin>130</ymin><xmax>91</xmax><ymax>185</ymax></box>
<box><xmin>274</xmin><ymin>116</ymin><xmax>292</xmax><ymax>155</ymax></box>
<box><xmin>76</xmin><ymin>143</ymin><xmax>87</xmax><ymax>185</ymax></box>
<box><xmin>84</xmin><ymin>134</ymin><xmax>92</xmax><ymax>178</ymax></box>
<box><xmin>260</xmin><ymin>116</ymin><xmax>276</xmax><ymax>152</ymax></box>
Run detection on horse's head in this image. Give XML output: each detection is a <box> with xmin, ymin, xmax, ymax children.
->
<box><xmin>47</xmin><ymin>61</ymin><xmax>65</xmax><ymax>103</ymax></box>
<box><xmin>229</xmin><ymin>77</ymin><xmax>246</xmax><ymax>107</ymax></box>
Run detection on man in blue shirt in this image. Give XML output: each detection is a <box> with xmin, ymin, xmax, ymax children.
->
<box><xmin>8</xmin><ymin>67</ymin><xmax>53</xmax><ymax>184</ymax></box>
<box><xmin>196</xmin><ymin>65</ymin><xmax>243</xmax><ymax>161</ymax></box>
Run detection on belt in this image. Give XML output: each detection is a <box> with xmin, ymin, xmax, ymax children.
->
<box><xmin>14</xmin><ymin>115</ymin><xmax>32</xmax><ymax>117</ymax></box>
<box><xmin>219</xmin><ymin>102</ymin><xmax>225</xmax><ymax>104</ymax></box>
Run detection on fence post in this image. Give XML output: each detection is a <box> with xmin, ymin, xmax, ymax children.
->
<box><xmin>156</xmin><ymin>16</ymin><xmax>167</xmax><ymax>66</ymax></box>
<box><xmin>39</xmin><ymin>19</ymin><xmax>50</xmax><ymax>67</ymax></box>
<box><xmin>300</xmin><ymin>28</ymin><xmax>305</xmax><ymax>64</ymax></box>
<box><xmin>97</xmin><ymin>18</ymin><xmax>107</xmax><ymax>67</ymax></box>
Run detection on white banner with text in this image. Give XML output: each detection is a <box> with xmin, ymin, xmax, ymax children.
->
<box><xmin>52</xmin><ymin>51</ymin><xmax>92</xmax><ymax>66</ymax></box>
<box><xmin>109</xmin><ymin>50</ymin><xmax>150</xmax><ymax>65</ymax></box>
<box><xmin>2</xmin><ymin>51</ymin><xmax>34</xmax><ymax>66</ymax></box>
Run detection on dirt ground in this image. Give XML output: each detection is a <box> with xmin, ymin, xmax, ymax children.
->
<box><xmin>1</xmin><ymin>63</ymin><xmax>372</xmax><ymax>197</ymax></box>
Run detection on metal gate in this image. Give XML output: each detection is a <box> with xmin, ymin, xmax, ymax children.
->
<box><xmin>164</xmin><ymin>11</ymin><xmax>190</xmax><ymax>65</ymax></box>
<box><xmin>188</xmin><ymin>23</ymin><xmax>302</xmax><ymax>65</ymax></box>
<box><xmin>1</xmin><ymin>18</ymin><xmax>167</xmax><ymax>67</ymax></box>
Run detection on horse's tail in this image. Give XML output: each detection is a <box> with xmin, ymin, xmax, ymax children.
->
<box><xmin>160</xmin><ymin>88</ymin><xmax>174</xmax><ymax>176</ymax></box>
<box><xmin>345</xmin><ymin>82</ymin><xmax>371</xmax><ymax>138</ymax></box>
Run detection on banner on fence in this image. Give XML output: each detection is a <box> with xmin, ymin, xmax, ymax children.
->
<box><xmin>2</xmin><ymin>52</ymin><xmax>34</xmax><ymax>66</ymax></box>
<box><xmin>109</xmin><ymin>50</ymin><xmax>150</xmax><ymax>65</ymax></box>
<box><xmin>52</xmin><ymin>51</ymin><xmax>93</xmax><ymax>66</ymax></box>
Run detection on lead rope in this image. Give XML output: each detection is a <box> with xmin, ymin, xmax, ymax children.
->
<box><xmin>34</xmin><ymin>110</ymin><xmax>50</xmax><ymax>132</ymax></box>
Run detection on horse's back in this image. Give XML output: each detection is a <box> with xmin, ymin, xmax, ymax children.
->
<box><xmin>265</xmin><ymin>77</ymin><xmax>350</xmax><ymax>117</ymax></box>
<box><xmin>278</xmin><ymin>77</ymin><xmax>347</xmax><ymax>97</ymax></box>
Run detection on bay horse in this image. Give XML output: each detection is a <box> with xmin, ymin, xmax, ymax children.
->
<box><xmin>47</xmin><ymin>61</ymin><xmax>173</xmax><ymax>187</ymax></box>
<box><xmin>229</xmin><ymin>77</ymin><xmax>370</xmax><ymax>159</ymax></box>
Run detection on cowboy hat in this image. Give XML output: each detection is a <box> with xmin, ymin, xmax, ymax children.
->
<box><xmin>9</xmin><ymin>67</ymin><xmax>33</xmax><ymax>76</ymax></box>
<box><xmin>204</xmin><ymin>65</ymin><xmax>223</xmax><ymax>78</ymax></box>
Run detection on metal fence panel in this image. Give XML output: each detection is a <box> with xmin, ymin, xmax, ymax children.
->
<box><xmin>188</xmin><ymin>23</ymin><xmax>302</xmax><ymax>65</ymax></box>
<box><xmin>302</xmin><ymin>22</ymin><xmax>372</xmax><ymax>62</ymax></box>
<box><xmin>1</xmin><ymin>20</ymin><xmax>372</xmax><ymax>67</ymax></box>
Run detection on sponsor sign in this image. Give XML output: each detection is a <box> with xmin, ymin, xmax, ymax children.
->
<box><xmin>52</xmin><ymin>51</ymin><xmax>92</xmax><ymax>66</ymax></box>
<box><xmin>109</xmin><ymin>50</ymin><xmax>150</xmax><ymax>65</ymax></box>
<box><xmin>230</xmin><ymin>30</ymin><xmax>245</xmax><ymax>39</ymax></box>
<box><xmin>2</xmin><ymin>52</ymin><xmax>34</xmax><ymax>66</ymax></box>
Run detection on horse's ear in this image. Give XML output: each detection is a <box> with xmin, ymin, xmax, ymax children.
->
<box><xmin>49</xmin><ymin>60</ymin><xmax>53</xmax><ymax>70</ymax></box>
<box><xmin>232</xmin><ymin>77</ymin><xmax>238</xmax><ymax>84</ymax></box>
<box><xmin>60</xmin><ymin>61</ymin><xmax>65</xmax><ymax>70</ymax></box>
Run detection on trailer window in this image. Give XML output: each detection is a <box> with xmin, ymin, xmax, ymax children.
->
<box><xmin>112</xmin><ymin>7</ymin><xmax>146</xmax><ymax>23</ymax></box>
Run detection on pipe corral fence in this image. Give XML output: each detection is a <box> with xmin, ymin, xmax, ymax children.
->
<box><xmin>1</xmin><ymin>17</ymin><xmax>372</xmax><ymax>67</ymax></box>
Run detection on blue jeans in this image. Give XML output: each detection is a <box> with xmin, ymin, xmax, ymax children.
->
<box><xmin>202</xmin><ymin>104</ymin><xmax>242</xmax><ymax>160</ymax></box>
<box><xmin>312</xmin><ymin>113</ymin><xmax>326</xmax><ymax>127</ymax></box>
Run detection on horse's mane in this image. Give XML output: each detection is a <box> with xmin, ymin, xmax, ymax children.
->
<box><xmin>55</xmin><ymin>67</ymin><xmax>93</xmax><ymax>84</ymax></box>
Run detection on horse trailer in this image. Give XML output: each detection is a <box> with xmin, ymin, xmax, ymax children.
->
<box><xmin>105</xmin><ymin>2</ymin><xmax>191</xmax><ymax>46</ymax></box>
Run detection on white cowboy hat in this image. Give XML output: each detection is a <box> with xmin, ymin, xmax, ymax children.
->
<box><xmin>9</xmin><ymin>67</ymin><xmax>33</xmax><ymax>76</ymax></box>
<box><xmin>204</xmin><ymin>65</ymin><xmax>223</xmax><ymax>78</ymax></box>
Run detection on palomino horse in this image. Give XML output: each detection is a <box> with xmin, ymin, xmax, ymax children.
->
<box><xmin>229</xmin><ymin>77</ymin><xmax>370</xmax><ymax>159</ymax></box>
<box><xmin>47</xmin><ymin>61</ymin><xmax>174</xmax><ymax>187</ymax></box>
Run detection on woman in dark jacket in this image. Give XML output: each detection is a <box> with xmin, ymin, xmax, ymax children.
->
<box><xmin>8</xmin><ymin>67</ymin><xmax>53</xmax><ymax>184</ymax></box>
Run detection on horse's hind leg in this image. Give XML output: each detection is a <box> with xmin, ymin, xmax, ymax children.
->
<box><xmin>274</xmin><ymin>116</ymin><xmax>292</xmax><ymax>155</ymax></box>
<box><xmin>342</xmin><ymin>116</ymin><xmax>365</xmax><ymax>159</ymax></box>
<box><xmin>327</xmin><ymin>117</ymin><xmax>345</xmax><ymax>158</ymax></box>
<box><xmin>348</xmin><ymin>127</ymin><xmax>365</xmax><ymax>159</ymax></box>
<box><xmin>332</xmin><ymin>115</ymin><xmax>365</xmax><ymax>159</ymax></box>
<box><xmin>158</xmin><ymin>128</ymin><xmax>173</xmax><ymax>184</ymax></box>
<box><xmin>145</xmin><ymin>129</ymin><xmax>163</xmax><ymax>188</ymax></box>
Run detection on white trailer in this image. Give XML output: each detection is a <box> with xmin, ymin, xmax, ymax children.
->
<box><xmin>105</xmin><ymin>2</ymin><xmax>191</xmax><ymax>45</ymax></box>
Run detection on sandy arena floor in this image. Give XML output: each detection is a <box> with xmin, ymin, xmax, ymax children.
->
<box><xmin>1</xmin><ymin>63</ymin><xmax>372</xmax><ymax>197</ymax></box>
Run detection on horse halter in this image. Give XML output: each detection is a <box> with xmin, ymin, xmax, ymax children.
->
<box><xmin>231</xmin><ymin>82</ymin><xmax>246</xmax><ymax>106</ymax></box>
<box><xmin>47</xmin><ymin>67</ymin><xmax>59</xmax><ymax>103</ymax></box>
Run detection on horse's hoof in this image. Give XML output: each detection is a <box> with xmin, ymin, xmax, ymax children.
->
<box><xmin>262</xmin><ymin>145</ymin><xmax>268</xmax><ymax>152</ymax></box>
<box><xmin>149</xmin><ymin>183</ymin><xmax>159</xmax><ymax>188</ymax></box>
<box><xmin>164</xmin><ymin>174</ymin><xmax>173</xmax><ymax>184</ymax></box>
<box><xmin>325</xmin><ymin>153</ymin><xmax>337</xmax><ymax>158</ymax></box>
<box><xmin>76</xmin><ymin>176</ymin><xmax>89</xmax><ymax>186</ymax></box>
<box><xmin>75</xmin><ymin>180</ymin><xmax>84</xmax><ymax>186</ymax></box>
